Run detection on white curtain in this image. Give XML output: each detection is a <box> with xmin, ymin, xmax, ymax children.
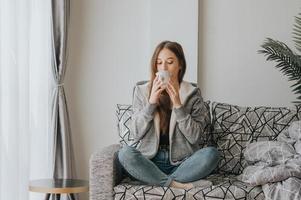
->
<box><xmin>0</xmin><ymin>0</ymin><xmax>52</xmax><ymax>200</ymax></box>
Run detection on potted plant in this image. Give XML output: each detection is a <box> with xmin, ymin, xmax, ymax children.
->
<box><xmin>259</xmin><ymin>12</ymin><xmax>301</xmax><ymax>104</ymax></box>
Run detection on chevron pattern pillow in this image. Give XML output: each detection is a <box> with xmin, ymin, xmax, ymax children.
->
<box><xmin>211</xmin><ymin>102</ymin><xmax>301</xmax><ymax>175</ymax></box>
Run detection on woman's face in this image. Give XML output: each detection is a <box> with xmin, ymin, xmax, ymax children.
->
<box><xmin>156</xmin><ymin>48</ymin><xmax>180</xmax><ymax>80</ymax></box>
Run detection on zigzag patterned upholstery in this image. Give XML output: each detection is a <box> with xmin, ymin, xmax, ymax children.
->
<box><xmin>116</xmin><ymin>104</ymin><xmax>139</xmax><ymax>147</ymax></box>
<box><xmin>212</xmin><ymin>102</ymin><xmax>300</xmax><ymax>175</ymax></box>
<box><xmin>113</xmin><ymin>102</ymin><xmax>300</xmax><ymax>199</ymax></box>
<box><xmin>113</xmin><ymin>174</ymin><xmax>264</xmax><ymax>200</ymax></box>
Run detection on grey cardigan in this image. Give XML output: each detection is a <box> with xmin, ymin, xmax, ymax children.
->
<box><xmin>131</xmin><ymin>80</ymin><xmax>211</xmax><ymax>165</ymax></box>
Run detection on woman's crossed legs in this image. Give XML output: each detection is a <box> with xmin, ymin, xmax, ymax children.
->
<box><xmin>118</xmin><ymin>145</ymin><xmax>220</xmax><ymax>189</ymax></box>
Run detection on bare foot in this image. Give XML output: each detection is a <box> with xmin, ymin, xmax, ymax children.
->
<box><xmin>170</xmin><ymin>180</ymin><xmax>193</xmax><ymax>190</ymax></box>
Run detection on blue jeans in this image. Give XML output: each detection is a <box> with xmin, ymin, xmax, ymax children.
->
<box><xmin>118</xmin><ymin>145</ymin><xmax>220</xmax><ymax>187</ymax></box>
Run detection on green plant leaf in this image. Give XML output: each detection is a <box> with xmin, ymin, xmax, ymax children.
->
<box><xmin>259</xmin><ymin>38</ymin><xmax>301</xmax><ymax>105</ymax></box>
<box><xmin>293</xmin><ymin>13</ymin><xmax>301</xmax><ymax>53</ymax></box>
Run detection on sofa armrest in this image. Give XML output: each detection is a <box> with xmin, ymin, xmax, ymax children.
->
<box><xmin>89</xmin><ymin>144</ymin><xmax>122</xmax><ymax>200</ymax></box>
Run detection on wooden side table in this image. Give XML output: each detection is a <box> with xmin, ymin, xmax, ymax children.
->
<box><xmin>29</xmin><ymin>179</ymin><xmax>89</xmax><ymax>200</ymax></box>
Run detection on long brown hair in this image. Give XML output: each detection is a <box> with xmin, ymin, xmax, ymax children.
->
<box><xmin>149</xmin><ymin>41</ymin><xmax>187</xmax><ymax>134</ymax></box>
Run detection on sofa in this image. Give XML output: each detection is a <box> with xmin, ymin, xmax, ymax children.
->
<box><xmin>90</xmin><ymin>101</ymin><xmax>301</xmax><ymax>200</ymax></box>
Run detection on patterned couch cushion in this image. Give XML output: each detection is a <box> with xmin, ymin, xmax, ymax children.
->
<box><xmin>113</xmin><ymin>174</ymin><xmax>265</xmax><ymax>200</ymax></box>
<box><xmin>116</xmin><ymin>104</ymin><xmax>139</xmax><ymax>147</ymax></box>
<box><xmin>211</xmin><ymin>102</ymin><xmax>300</xmax><ymax>175</ymax></box>
<box><xmin>116</xmin><ymin>101</ymin><xmax>212</xmax><ymax>148</ymax></box>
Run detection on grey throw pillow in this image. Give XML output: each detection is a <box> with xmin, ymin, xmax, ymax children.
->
<box><xmin>211</xmin><ymin>101</ymin><xmax>300</xmax><ymax>175</ymax></box>
<box><xmin>116</xmin><ymin>104</ymin><xmax>138</xmax><ymax>147</ymax></box>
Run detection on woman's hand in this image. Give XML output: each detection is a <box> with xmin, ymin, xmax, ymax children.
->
<box><xmin>166</xmin><ymin>79</ymin><xmax>182</xmax><ymax>108</ymax></box>
<box><xmin>149</xmin><ymin>76</ymin><xmax>165</xmax><ymax>104</ymax></box>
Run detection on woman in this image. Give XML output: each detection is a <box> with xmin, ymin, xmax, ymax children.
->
<box><xmin>118</xmin><ymin>41</ymin><xmax>220</xmax><ymax>190</ymax></box>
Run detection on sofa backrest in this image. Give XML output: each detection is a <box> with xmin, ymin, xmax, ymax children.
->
<box><xmin>116</xmin><ymin>101</ymin><xmax>300</xmax><ymax>175</ymax></box>
<box><xmin>211</xmin><ymin>102</ymin><xmax>301</xmax><ymax>175</ymax></box>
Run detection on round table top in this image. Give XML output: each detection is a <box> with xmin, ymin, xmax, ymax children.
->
<box><xmin>29</xmin><ymin>179</ymin><xmax>89</xmax><ymax>194</ymax></box>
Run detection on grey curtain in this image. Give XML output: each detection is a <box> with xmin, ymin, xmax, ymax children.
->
<box><xmin>50</xmin><ymin>0</ymin><xmax>76</xmax><ymax>191</ymax></box>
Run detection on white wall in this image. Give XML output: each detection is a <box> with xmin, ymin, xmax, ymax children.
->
<box><xmin>66</xmin><ymin>0</ymin><xmax>198</xmax><ymax>199</ymax></box>
<box><xmin>198</xmin><ymin>0</ymin><xmax>301</xmax><ymax>107</ymax></box>
<box><xmin>150</xmin><ymin>0</ymin><xmax>198</xmax><ymax>82</ymax></box>
<box><xmin>66</xmin><ymin>1</ymin><xmax>149</xmax><ymax>199</ymax></box>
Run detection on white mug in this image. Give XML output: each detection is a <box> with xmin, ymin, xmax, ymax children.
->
<box><xmin>156</xmin><ymin>70</ymin><xmax>170</xmax><ymax>87</ymax></box>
